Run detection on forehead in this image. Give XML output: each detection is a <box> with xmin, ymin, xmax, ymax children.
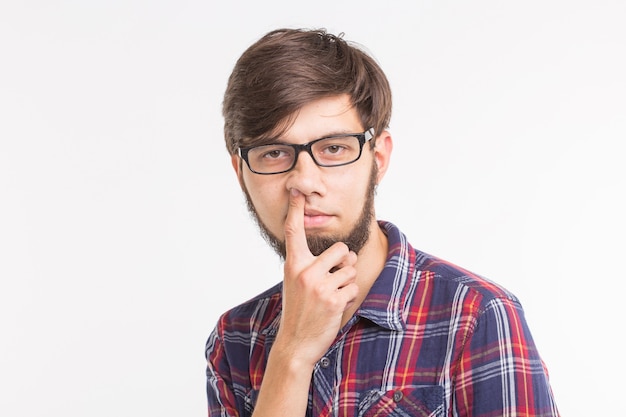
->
<box><xmin>264</xmin><ymin>95</ymin><xmax>363</xmax><ymax>145</ymax></box>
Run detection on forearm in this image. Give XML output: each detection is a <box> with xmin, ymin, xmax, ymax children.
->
<box><xmin>252</xmin><ymin>342</ymin><xmax>314</xmax><ymax>417</ymax></box>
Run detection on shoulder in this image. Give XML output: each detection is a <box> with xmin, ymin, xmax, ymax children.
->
<box><xmin>214</xmin><ymin>282</ymin><xmax>283</xmax><ymax>338</ymax></box>
<box><xmin>380</xmin><ymin>220</ymin><xmax>518</xmax><ymax>306</ymax></box>
<box><xmin>417</xmin><ymin>252</ymin><xmax>518</xmax><ymax>305</ymax></box>
<box><xmin>410</xmin><ymin>251</ymin><xmax>528</xmax><ymax>338</ymax></box>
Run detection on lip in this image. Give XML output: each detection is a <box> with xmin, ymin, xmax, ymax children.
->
<box><xmin>303</xmin><ymin>208</ymin><xmax>333</xmax><ymax>228</ymax></box>
<box><xmin>304</xmin><ymin>208</ymin><xmax>328</xmax><ymax>217</ymax></box>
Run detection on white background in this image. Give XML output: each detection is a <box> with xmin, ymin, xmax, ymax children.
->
<box><xmin>1</xmin><ymin>1</ymin><xmax>624</xmax><ymax>416</ymax></box>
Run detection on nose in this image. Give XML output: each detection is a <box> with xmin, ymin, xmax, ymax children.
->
<box><xmin>285</xmin><ymin>151</ymin><xmax>326</xmax><ymax>197</ymax></box>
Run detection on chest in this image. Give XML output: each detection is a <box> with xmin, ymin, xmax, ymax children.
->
<box><xmin>304</xmin><ymin>320</ymin><xmax>449</xmax><ymax>416</ymax></box>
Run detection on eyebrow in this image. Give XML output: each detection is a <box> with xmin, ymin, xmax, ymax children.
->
<box><xmin>264</xmin><ymin>129</ymin><xmax>363</xmax><ymax>146</ymax></box>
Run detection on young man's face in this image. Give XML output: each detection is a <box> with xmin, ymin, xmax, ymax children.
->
<box><xmin>231</xmin><ymin>94</ymin><xmax>392</xmax><ymax>259</ymax></box>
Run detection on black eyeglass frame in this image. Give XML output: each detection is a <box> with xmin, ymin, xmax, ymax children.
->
<box><xmin>238</xmin><ymin>128</ymin><xmax>375</xmax><ymax>175</ymax></box>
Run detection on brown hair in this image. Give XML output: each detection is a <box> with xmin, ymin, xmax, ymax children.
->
<box><xmin>222</xmin><ymin>28</ymin><xmax>392</xmax><ymax>155</ymax></box>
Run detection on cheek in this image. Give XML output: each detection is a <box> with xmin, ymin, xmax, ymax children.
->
<box><xmin>246</xmin><ymin>178</ymin><xmax>287</xmax><ymax>225</ymax></box>
<box><xmin>336</xmin><ymin>168</ymin><xmax>370</xmax><ymax>199</ymax></box>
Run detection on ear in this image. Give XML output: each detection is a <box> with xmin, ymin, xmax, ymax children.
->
<box><xmin>373</xmin><ymin>130</ymin><xmax>393</xmax><ymax>184</ymax></box>
<box><xmin>231</xmin><ymin>154</ymin><xmax>245</xmax><ymax>189</ymax></box>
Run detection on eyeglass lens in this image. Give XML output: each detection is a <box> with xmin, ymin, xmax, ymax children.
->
<box><xmin>247</xmin><ymin>135</ymin><xmax>362</xmax><ymax>174</ymax></box>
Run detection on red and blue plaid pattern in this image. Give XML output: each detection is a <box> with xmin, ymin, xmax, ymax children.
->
<box><xmin>206</xmin><ymin>221</ymin><xmax>560</xmax><ymax>416</ymax></box>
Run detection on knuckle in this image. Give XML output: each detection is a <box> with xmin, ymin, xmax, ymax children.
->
<box><xmin>284</xmin><ymin>224</ymin><xmax>297</xmax><ymax>238</ymax></box>
<box><xmin>329</xmin><ymin>241</ymin><xmax>349</xmax><ymax>256</ymax></box>
<box><xmin>293</xmin><ymin>267</ymin><xmax>317</xmax><ymax>288</ymax></box>
<box><xmin>346</xmin><ymin>266</ymin><xmax>357</xmax><ymax>278</ymax></box>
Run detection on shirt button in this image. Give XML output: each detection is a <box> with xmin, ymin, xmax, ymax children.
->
<box><xmin>393</xmin><ymin>390</ymin><xmax>403</xmax><ymax>402</ymax></box>
<box><xmin>320</xmin><ymin>357</ymin><xmax>331</xmax><ymax>368</ymax></box>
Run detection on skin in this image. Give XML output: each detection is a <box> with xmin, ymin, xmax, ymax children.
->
<box><xmin>239</xmin><ymin>142</ymin><xmax>378</xmax><ymax>259</ymax></box>
<box><xmin>230</xmin><ymin>94</ymin><xmax>393</xmax><ymax>416</ymax></box>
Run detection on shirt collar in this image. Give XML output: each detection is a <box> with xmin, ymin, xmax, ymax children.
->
<box><xmin>355</xmin><ymin>221</ymin><xmax>416</xmax><ymax>332</ymax></box>
<box><xmin>262</xmin><ymin>221</ymin><xmax>416</xmax><ymax>336</ymax></box>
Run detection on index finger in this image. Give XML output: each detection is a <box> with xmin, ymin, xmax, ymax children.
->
<box><xmin>284</xmin><ymin>188</ymin><xmax>312</xmax><ymax>261</ymax></box>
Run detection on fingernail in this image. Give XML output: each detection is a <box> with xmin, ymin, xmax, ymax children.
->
<box><xmin>290</xmin><ymin>188</ymin><xmax>301</xmax><ymax>197</ymax></box>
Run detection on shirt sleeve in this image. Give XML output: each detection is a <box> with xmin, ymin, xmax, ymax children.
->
<box><xmin>205</xmin><ymin>322</ymin><xmax>241</xmax><ymax>417</ymax></box>
<box><xmin>453</xmin><ymin>296</ymin><xmax>560</xmax><ymax>417</ymax></box>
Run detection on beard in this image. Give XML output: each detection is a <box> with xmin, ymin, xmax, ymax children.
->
<box><xmin>241</xmin><ymin>162</ymin><xmax>378</xmax><ymax>260</ymax></box>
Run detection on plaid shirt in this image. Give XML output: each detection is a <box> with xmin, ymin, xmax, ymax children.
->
<box><xmin>205</xmin><ymin>221</ymin><xmax>560</xmax><ymax>416</ymax></box>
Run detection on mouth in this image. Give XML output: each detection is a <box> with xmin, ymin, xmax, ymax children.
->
<box><xmin>303</xmin><ymin>209</ymin><xmax>333</xmax><ymax>228</ymax></box>
<box><xmin>304</xmin><ymin>208</ymin><xmax>327</xmax><ymax>217</ymax></box>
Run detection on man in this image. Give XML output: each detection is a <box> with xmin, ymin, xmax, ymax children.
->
<box><xmin>206</xmin><ymin>28</ymin><xmax>559</xmax><ymax>416</ymax></box>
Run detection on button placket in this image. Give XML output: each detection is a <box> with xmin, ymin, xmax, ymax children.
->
<box><xmin>319</xmin><ymin>356</ymin><xmax>331</xmax><ymax>368</ymax></box>
<box><xmin>311</xmin><ymin>354</ymin><xmax>336</xmax><ymax>415</ymax></box>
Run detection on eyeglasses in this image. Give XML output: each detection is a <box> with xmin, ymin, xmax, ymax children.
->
<box><xmin>238</xmin><ymin>128</ymin><xmax>375</xmax><ymax>175</ymax></box>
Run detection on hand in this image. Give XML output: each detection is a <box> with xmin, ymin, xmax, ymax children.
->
<box><xmin>274</xmin><ymin>189</ymin><xmax>359</xmax><ymax>368</ymax></box>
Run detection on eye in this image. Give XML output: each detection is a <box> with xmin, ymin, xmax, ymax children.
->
<box><xmin>315</xmin><ymin>137</ymin><xmax>358</xmax><ymax>160</ymax></box>
<box><xmin>262</xmin><ymin>149</ymin><xmax>288</xmax><ymax>159</ymax></box>
<box><xmin>324</xmin><ymin>144</ymin><xmax>346</xmax><ymax>154</ymax></box>
<box><xmin>249</xmin><ymin>145</ymin><xmax>295</xmax><ymax>170</ymax></box>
